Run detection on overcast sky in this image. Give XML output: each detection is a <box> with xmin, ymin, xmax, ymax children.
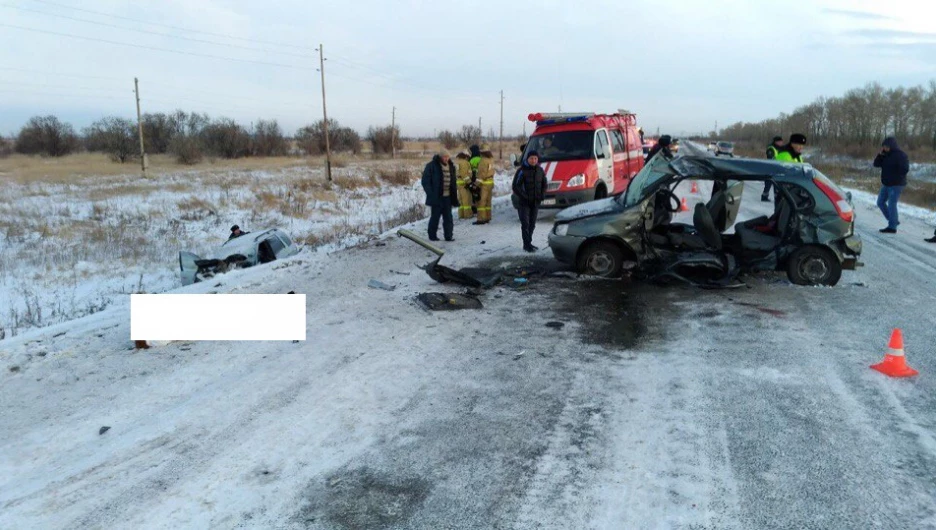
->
<box><xmin>1</xmin><ymin>0</ymin><xmax>935</xmax><ymax>137</ymax></box>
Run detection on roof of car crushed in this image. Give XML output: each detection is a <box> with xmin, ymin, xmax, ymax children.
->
<box><xmin>670</xmin><ymin>156</ymin><xmax>811</xmax><ymax>180</ymax></box>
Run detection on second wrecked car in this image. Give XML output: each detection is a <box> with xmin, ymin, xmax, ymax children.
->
<box><xmin>179</xmin><ymin>228</ymin><xmax>300</xmax><ymax>285</ymax></box>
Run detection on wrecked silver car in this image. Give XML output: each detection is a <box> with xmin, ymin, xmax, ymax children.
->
<box><xmin>179</xmin><ymin>228</ymin><xmax>300</xmax><ymax>285</ymax></box>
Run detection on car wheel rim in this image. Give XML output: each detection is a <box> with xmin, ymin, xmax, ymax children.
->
<box><xmin>587</xmin><ymin>251</ymin><xmax>613</xmax><ymax>275</ymax></box>
<box><xmin>800</xmin><ymin>256</ymin><xmax>829</xmax><ymax>283</ymax></box>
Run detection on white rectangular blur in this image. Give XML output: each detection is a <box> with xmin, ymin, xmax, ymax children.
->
<box><xmin>131</xmin><ymin>294</ymin><xmax>306</xmax><ymax>341</ymax></box>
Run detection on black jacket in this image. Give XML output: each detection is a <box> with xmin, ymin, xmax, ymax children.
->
<box><xmin>512</xmin><ymin>162</ymin><xmax>547</xmax><ymax>206</ymax></box>
<box><xmin>421</xmin><ymin>156</ymin><xmax>460</xmax><ymax>207</ymax></box>
<box><xmin>645</xmin><ymin>144</ymin><xmax>672</xmax><ymax>163</ymax></box>
<box><xmin>873</xmin><ymin>137</ymin><xmax>910</xmax><ymax>187</ymax></box>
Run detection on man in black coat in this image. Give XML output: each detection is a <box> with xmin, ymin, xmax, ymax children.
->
<box><xmin>644</xmin><ymin>135</ymin><xmax>673</xmax><ymax>163</ymax></box>
<box><xmin>512</xmin><ymin>150</ymin><xmax>548</xmax><ymax>252</ymax></box>
<box><xmin>421</xmin><ymin>149</ymin><xmax>460</xmax><ymax>241</ymax></box>
<box><xmin>873</xmin><ymin>136</ymin><xmax>909</xmax><ymax>234</ymax></box>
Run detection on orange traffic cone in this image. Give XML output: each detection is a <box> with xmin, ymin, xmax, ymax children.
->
<box><xmin>691</xmin><ymin>181</ymin><xmax>698</xmax><ymax>194</ymax></box>
<box><xmin>680</xmin><ymin>197</ymin><xmax>689</xmax><ymax>212</ymax></box>
<box><xmin>870</xmin><ymin>329</ymin><xmax>918</xmax><ymax>377</ymax></box>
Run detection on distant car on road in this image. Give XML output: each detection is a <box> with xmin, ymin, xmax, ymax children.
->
<box><xmin>714</xmin><ymin>141</ymin><xmax>734</xmax><ymax>157</ymax></box>
<box><xmin>707</xmin><ymin>142</ymin><xmax>717</xmax><ymax>152</ymax></box>
<box><xmin>179</xmin><ymin>228</ymin><xmax>300</xmax><ymax>285</ymax></box>
<box><xmin>547</xmin><ymin>155</ymin><xmax>861</xmax><ymax>287</ymax></box>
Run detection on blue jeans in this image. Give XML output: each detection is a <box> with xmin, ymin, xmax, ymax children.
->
<box><xmin>877</xmin><ymin>185</ymin><xmax>904</xmax><ymax>229</ymax></box>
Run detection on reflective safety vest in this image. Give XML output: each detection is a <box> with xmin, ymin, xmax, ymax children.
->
<box><xmin>766</xmin><ymin>145</ymin><xmax>779</xmax><ymax>159</ymax></box>
<box><xmin>775</xmin><ymin>150</ymin><xmax>803</xmax><ymax>163</ymax></box>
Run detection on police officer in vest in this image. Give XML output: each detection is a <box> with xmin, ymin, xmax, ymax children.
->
<box><xmin>762</xmin><ymin>135</ymin><xmax>784</xmax><ymax>201</ymax></box>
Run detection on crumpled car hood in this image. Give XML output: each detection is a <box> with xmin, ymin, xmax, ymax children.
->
<box><xmin>555</xmin><ymin>197</ymin><xmax>621</xmax><ymax>222</ymax></box>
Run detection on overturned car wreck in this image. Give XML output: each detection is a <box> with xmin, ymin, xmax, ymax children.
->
<box><xmin>179</xmin><ymin>228</ymin><xmax>300</xmax><ymax>285</ymax></box>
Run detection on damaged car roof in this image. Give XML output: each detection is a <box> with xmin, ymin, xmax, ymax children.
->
<box><xmin>670</xmin><ymin>156</ymin><xmax>812</xmax><ymax>180</ymax></box>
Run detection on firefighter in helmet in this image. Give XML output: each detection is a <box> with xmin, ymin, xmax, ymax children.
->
<box><xmin>454</xmin><ymin>150</ymin><xmax>474</xmax><ymax>219</ymax></box>
<box><xmin>475</xmin><ymin>144</ymin><xmax>496</xmax><ymax>224</ymax></box>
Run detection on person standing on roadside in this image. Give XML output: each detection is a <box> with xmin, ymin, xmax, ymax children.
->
<box><xmin>775</xmin><ymin>133</ymin><xmax>806</xmax><ymax>163</ymax></box>
<box><xmin>512</xmin><ymin>150</ymin><xmax>547</xmax><ymax>252</ymax></box>
<box><xmin>421</xmin><ymin>149</ymin><xmax>459</xmax><ymax>241</ymax></box>
<box><xmin>873</xmin><ymin>136</ymin><xmax>909</xmax><ymax>234</ymax></box>
<box><xmin>762</xmin><ymin>135</ymin><xmax>785</xmax><ymax>201</ymax></box>
<box><xmin>644</xmin><ymin>135</ymin><xmax>673</xmax><ymax>163</ymax></box>
<box><xmin>454</xmin><ymin>150</ymin><xmax>474</xmax><ymax>220</ymax></box>
<box><xmin>468</xmin><ymin>144</ymin><xmax>482</xmax><ymax>215</ymax></box>
<box><xmin>474</xmin><ymin>144</ymin><xmax>496</xmax><ymax>225</ymax></box>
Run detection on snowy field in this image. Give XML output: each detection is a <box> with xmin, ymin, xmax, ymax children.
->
<box><xmin>0</xmin><ymin>160</ymin><xmax>514</xmax><ymax>338</ymax></box>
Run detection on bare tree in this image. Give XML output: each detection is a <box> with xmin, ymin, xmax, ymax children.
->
<box><xmin>367</xmin><ymin>125</ymin><xmax>403</xmax><ymax>155</ymax></box>
<box><xmin>438</xmin><ymin>129</ymin><xmax>458</xmax><ymax>149</ymax></box>
<box><xmin>83</xmin><ymin>117</ymin><xmax>138</xmax><ymax>163</ymax></box>
<box><xmin>457</xmin><ymin>124</ymin><xmax>481</xmax><ymax>147</ymax></box>
<box><xmin>15</xmin><ymin>115</ymin><xmax>80</xmax><ymax>157</ymax></box>
<box><xmin>296</xmin><ymin>119</ymin><xmax>361</xmax><ymax>155</ymax></box>
<box><xmin>250</xmin><ymin>119</ymin><xmax>288</xmax><ymax>157</ymax></box>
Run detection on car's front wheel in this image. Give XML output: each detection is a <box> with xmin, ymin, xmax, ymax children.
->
<box><xmin>786</xmin><ymin>246</ymin><xmax>842</xmax><ymax>286</ymax></box>
<box><xmin>577</xmin><ymin>241</ymin><xmax>624</xmax><ymax>277</ymax></box>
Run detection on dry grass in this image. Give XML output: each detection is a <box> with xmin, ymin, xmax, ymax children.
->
<box><xmin>375</xmin><ymin>166</ymin><xmax>416</xmax><ymax>186</ymax></box>
<box><xmin>0</xmin><ymin>153</ymin><xmax>309</xmax><ymax>184</ymax></box>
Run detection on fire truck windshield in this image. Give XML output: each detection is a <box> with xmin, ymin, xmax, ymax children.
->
<box><xmin>524</xmin><ymin>131</ymin><xmax>594</xmax><ymax>162</ymax></box>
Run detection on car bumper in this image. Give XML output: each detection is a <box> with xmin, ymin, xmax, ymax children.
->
<box><xmin>548</xmin><ymin>232</ymin><xmax>586</xmax><ymax>264</ymax></box>
<box><xmin>540</xmin><ymin>189</ymin><xmax>593</xmax><ymax>209</ymax></box>
<box><xmin>840</xmin><ymin>234</ymin><xmax>862</xmax><ymax>270</ymax></box>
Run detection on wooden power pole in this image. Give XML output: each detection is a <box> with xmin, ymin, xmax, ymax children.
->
<box><xmin>391</xmin><ymin>106</ymin><xmax>396</xmax><ymax>159</ymax></box>
<box><xmin>478</xmin><ymin>116</ymin><xmax>482</xmax><ymax>144</ymax></box>
<box><xmin>317</xmin><ymin>44</ymin><xmax>332</xmax><ymax>182</ymax></box>
<box><xmin>498</xmin><ymin>90</ymin><xmax>504</xmax><ymax>159</ymax></box>
<box><xmin>134</xmin><ymin>77</ymin><xmax>147</xmax><ymax>178</ymax></box>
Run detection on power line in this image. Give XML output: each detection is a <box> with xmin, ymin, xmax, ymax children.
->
<box><xmin>0</xmin><ymin>80</ymin><xmax>129</xmax><ymax>94</ymax></box>
<box><xmin>27</xmin><ymin>0</ymin><xmax>316</xmax><ymax>52</ymax></box>
<box><xmin>0</xmin><ymin>3</ymin><xmax>317</xmax><ymax>59</ymax></box>
<box><xmin>0</xmin><ymin>23</ymin><xmax>315</xmax><ymax>70</ymax></box>
<box><xmin>0</xmin><ymin>65</ymin><xmax>123</xmax><ymax>81</ymax></box>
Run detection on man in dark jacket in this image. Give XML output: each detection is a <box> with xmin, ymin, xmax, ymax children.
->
<box><xmin>644</xmin><ymin>135</ymin><xmax>673</xmax><ymax>163</ymax></box>
<box><xmin>762</xmin><ymin>135</ymin><xmax>784</xmax><ymax>201</ymax></box>
<box><xmin>512</xmin><ymin>150</ymin><xmax>547</xmax><ymax>252</ymax></box>
<box><xmin>873</xmin><ymin>137</ymin><xmax>909</xmax><ymax>233</ymax></box>
<box><xmin>228</xmin><ymin>225</ymin><xmax>248</xmax><ymax>240</ymax></box>
<box><xmin>421</xmin><ymin>149</ymin><xmax>460</xmax><ymax>241</ymax></box>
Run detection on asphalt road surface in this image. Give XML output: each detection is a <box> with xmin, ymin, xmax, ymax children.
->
<box><xmin>2</xmin><ymin>149</ymin><xmax>936</xmax><ymax>529</ymax></box>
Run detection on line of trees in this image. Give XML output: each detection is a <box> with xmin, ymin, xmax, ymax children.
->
<box><xmin>716</xmin><ymin>81</ymin><xmax>936</xmax><ymax>157</ymax></box>
<box><xmin>5</xmin><ymin>112</ymin><xmax>368</xmax><ymax>164</ymax></box>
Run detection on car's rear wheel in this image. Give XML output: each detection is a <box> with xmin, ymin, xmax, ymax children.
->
<box><xmin>577</xmin><ymin>240</ymin><xmax>624</xmax><ymax>277</ymax></box>
<box><xmin>786</xmin><ymin>246</ymin><xmax>842</xmax><ymax>286</ymax></box>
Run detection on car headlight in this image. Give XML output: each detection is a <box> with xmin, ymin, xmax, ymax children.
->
<box><xmin>554</xmin><ymin>223</ymin><xmax>569</xmax><ymax>236</ymax></box>
<box><xmin>567</xmin><ymin>174</ymin><xmax>586</xmax><ymax>187</ymax></box>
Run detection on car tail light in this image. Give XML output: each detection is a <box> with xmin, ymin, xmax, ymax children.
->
<box><xmin>813</xmin><ymin>176</ymin><xmax>854</xmax><ymax>222</ymax></box>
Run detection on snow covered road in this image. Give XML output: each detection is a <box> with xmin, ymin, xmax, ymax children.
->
<box><xmin>2</xmin><ymin>159</ymin><xmax>936</xmax><ymax>528</ymax></box>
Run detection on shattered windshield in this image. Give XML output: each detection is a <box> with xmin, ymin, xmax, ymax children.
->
<box><xmin>524</xmin><ymin>131</ymin><xmax>594</xmax><ymax>162</ymax></box>
<box><xmin>621</xmin><ymin>155</ymin><xmax>675</xmax><ymax>207</ymax></box>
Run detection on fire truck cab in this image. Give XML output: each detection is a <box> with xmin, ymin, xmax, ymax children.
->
<box><xmin>515</xmin><ymin>111</ymin><xmax>644</xmax><ymax>209</ymax></box>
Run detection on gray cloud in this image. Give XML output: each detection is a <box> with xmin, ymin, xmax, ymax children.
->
<box><xmin>847</xmin><ymin>28</ymin><xmax>936</xmax><ymax>40</ymax></box>
<box><xmin>822</xmin><ymin>8</ymin><xmax>895</xmax><ymax>21</ymax></box>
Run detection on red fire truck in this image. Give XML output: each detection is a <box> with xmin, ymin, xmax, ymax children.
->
<box><xmin>516</xmin><ymin>111</ymin><xmax>644</xmax><ymax>209</ymax></box>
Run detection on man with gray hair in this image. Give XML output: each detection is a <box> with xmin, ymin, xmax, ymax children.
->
<box><xmin>421</xmin><ymin>149</ymin><xmax>460</xmax><ymax>241</ymax></box>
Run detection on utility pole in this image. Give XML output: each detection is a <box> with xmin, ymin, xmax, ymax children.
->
<box><xmin>478</xmin><ymin>116</ymin><xmax>482</xmax><ymax>144</ymax></box>
<box><xmin>317</xmin><ymin>44</ymin><xmax>332</xmax><ymax>182</ymax></box>
<box><xmin>391</xmin><ymin>106</ymin><xmax>396</xmax><ymax>159</ymax></box>
<box><xmin>498</xmin><ymin>90</ymin><xmax>504</xmax><ymax>160</ymax></box>
<box><xmin>134</xmin><ymin>77</ymin><xmax>147</xmax><ymax>178</ymax></box>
